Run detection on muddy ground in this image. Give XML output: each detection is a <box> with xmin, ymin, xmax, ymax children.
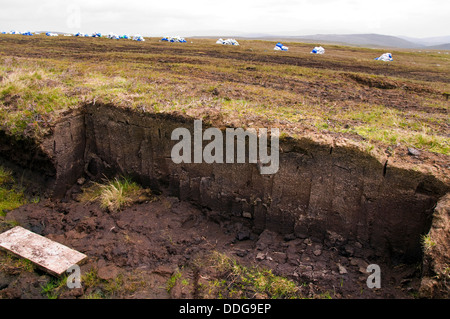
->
<box><xmin>0</xmin><ymin>186</ymin><xmax>421</xmax><ymax>299</ymax></box>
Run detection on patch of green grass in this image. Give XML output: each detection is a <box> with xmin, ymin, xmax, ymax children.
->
<box><xmin>167</xmin><ymin>270</ymin><xmax>182</xmax><ymax>292</ymax></box>
<box><xmin>81</xmin><ymin>268</ymin><xmax>102</xmax><ymax>288</ymax></box>
<box><xmin>0</xmin><ymin>188</ymin><xmax>26</xmax><ymax>216</ymax></box>
<box><xmin>41</xmin><ymin>276</ymin><xmax>68</xmax><ymax>299</ymax></box>
<box><xmin>41</xmin><ymin>281</ymin><xmax>59</xmax><ymax>299</ymax></box>
<box><xmin>104</xmin><ymin>274</ymin><xmax>124</xmax><ymax>296</ymax></box>
<box><xmin>347</xmin><ymin>126</ymin><xmax>449</xmax><ymax>155</ymax></box>
<box><xmin>195</xmin><ymin>251</ymin><xmax>306</xmax><ymax>299</ymax></box>
<box><xmin>78</xmin><ymin>267</ymin><xmax>147</xmax><ymax>299</ymax></box>
<box><xmin>0</xmin><ymin>166</ymin><xmax>26</xmax><ymax>216</ymax></box>
<box><xmin>422</xmin><ymin>233</ymin><xmax>437</xmax><ymax>252</ymax></box>
<box><xmin>83</xmin><ymin>291</ymin><xmax>104</xmax><ymax>299</ymax></box>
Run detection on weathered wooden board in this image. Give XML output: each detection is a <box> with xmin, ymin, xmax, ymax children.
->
<box><xmin>0</xmin><ymin>226</ymin><xmax>87</xmax><ymax>277</ymax></box>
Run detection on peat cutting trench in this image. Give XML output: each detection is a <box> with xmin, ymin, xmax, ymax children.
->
<box><xmin>0</xmin><ymin>103</ymin><xmax>449</xmax><ymax>299</ymax></box>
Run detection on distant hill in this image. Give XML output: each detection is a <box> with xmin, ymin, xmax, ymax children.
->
<box><xmin>291</xmin><ymin>33</ymin><xmax>422</xmax><ymax>49</ymax></box>
<box><xmin>231</xmin><ymin>33</ymin><xmax>450</xmax><ymax>50</ymax></box>
<box><xmin>399</xmin><ymin>35</ymin><xmax>450</xmax><ymax>47</ymax></box>
<box><xmin>425</xmin><ymin>43</ymin><xmax>450</xmax><ymax>50</ymax></box>
<box><xmin>265</xmin><ymin>33</ymin><xmax>431</xmax><ymax>49</ymax></box>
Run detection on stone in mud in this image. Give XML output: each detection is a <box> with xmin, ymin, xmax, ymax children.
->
<box><xmin>256</xmin><ymin>252</ymin><xmax>266</xmax><ymax>260</ymax></box>
<box><xmin>242</xmin><ymin>211</ymin><xmax>252</xmax><ymax>219</ymax></box>
<box><xmin>407</xmin><ymin>147</ymin><xmax>421</xmax><ymax>156</ymax></box>
<box><xmin>313</xmin><ymin>244</ymin><xmax>322</xmax><ymax>256</ymax></box>
<box><xmin>337</xmin><ymin>263</ymin><xmax>348</xmax><ymax>274</ymax></box>
<box><xmin>349</xmin><ymin>257</ymin><xmax>369</xmax><ymax>273</ymax></box>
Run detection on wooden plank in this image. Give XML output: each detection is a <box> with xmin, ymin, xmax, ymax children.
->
<box><xmin>0</xmin><ymin>226</ymin><xmax>87</xmax><ymax>277</ymax></box>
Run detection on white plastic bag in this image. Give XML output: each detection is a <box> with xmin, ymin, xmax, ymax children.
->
<box><xmin>375</xmin><ymin>53</ymin><xmax>393</xmax><ymax>61</ymax></box>
<box><xmin>274</xmin><ymin>42</ymin><xmax>288</xmax><ymax>51</ymax></box>
<box><xmin>311</xmin><ymin>46</ymin><xmax>325</xmax><ymax>54</ymax></box>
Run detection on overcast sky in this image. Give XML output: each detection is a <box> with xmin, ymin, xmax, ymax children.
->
<box><xmin>0</xmin><ymin>0</ymin><xmax>448</xmax><ymax>38</ymax></box>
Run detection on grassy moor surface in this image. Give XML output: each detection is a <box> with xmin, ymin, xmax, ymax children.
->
<box><xmin>0</xmin><ymin>35</ymin><xmax>448</xmax><ymax>181</ymax></box>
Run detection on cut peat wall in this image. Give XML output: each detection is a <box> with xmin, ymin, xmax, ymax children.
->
<box><xmin>1</xmin><ymin>104</ymin><xmax>448</xmax><ymax>263</ymax></box>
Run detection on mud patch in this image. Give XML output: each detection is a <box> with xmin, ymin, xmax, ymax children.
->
<box><xmin>344</xmin><ymin>73</ymin><xmax>399</xmax><ymax>90</ymax></box>
<box><xmin>0</xmin><ymin>194</ymin><xmax>423</xmax><ymax>299</ymax></box>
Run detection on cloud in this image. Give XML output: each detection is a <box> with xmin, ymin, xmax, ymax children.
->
<box><xmin>0</xmin><ymin>0</ymin><xmax>448</xmax><ymax>37</ymax></box>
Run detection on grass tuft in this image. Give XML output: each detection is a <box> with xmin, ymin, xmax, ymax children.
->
<box><xmin>422</xmin><ymin>233</ymin><xmax>437</xmax><ymax>252</ymax></box>
<box><xmin>78</xmin><ymin>176</ymin><xmax>151</xmax><ymax>212</ymax></box>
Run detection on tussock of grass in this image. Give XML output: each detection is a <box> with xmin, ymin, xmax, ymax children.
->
<box><xmin>79</xmin><ymin>176</ymin><xmax>151</xmax><ymax>212</ymax></box>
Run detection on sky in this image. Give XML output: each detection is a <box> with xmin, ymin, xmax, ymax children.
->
<box><xmin>0</xmin><ymin>0</ymin><xmax>449</xmax><ymax>38</ymax></box>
